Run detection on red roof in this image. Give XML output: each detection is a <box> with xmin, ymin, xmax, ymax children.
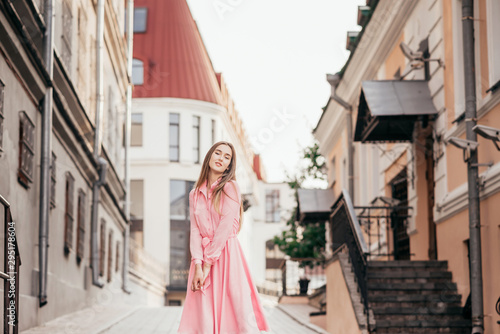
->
<box><xmin>133</xmin><ymin>0</ymin><xmax>223</xmax><ymax>105</ymax></box>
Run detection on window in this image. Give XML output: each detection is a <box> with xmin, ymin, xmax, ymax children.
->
<box><xmin>99</xmin><ymin>219</ymin><xmax>106</xmax><ymax>277</ymax></box>
<box><xmin>76</xmin><ymin>190</ymin><xmax>86</xmax><ymax>262</ymax></box>
<box><xmin>64</xmin><ymin>173</ymin><xmax>75</xmax><ymax>254</ymax></box>
<box><xmin>0</xmin><ymin>80</ymin><xmax>4</xmax><ymax>152</ymax></box>
<box><xmin>132</xmin><ymin>59</ymin><xmax>144</xmax><ymax>85</ymax></box>
<box><xmin>50</xmin><ymin>153</ymin><xmax>56</xmax><ymax>208</ymax></box>
<box><xmin>211</xmin><ymin>119</ymin><xmax>216</xmax><ymax>145</ymax></box>
<box><xmin>107</xmin><ymin>230</ymin><xmax>113</xmax><ymax>282</ymax></box>
<box><xmin>265</xmin><ymin>189</ymin><xmax>280</xmax><ymax>222</ymax></box>
<box><xmin>486</xmin><ymin>0</ymin><xmax>500</xmax><ymax>90</ymax></box>
<box><xmin>131</xmin><ymin>113</ymin><xmax>143</xmax><ymax>146</ymax></box>
<box><xmin>193</xmin><ymin>116</ymin><xmax>200</xmax><ymax>163</ymax></box>
<box><xmin>115</xmin><ymin>241</ymin><xmax>120</xmax><ymax>272</ymax></box>
<box><xmin>169</xmin><ymin>180</ymin><xmax>195</xmax><ymax>288</ymax></box>
<box><xmin>169</xmin><ymin>113</ymin><xmax>180</xmax><ymax>162</ymax></box>
<box><xmin>61</xmin><ymin>0</ymin><xmax>73</xmax><ymax>71</ymax></box>
<box><xmin>130</xmin><ymin>180</ymin><xmax>144</xmax><ymax>242</ymax></box>
<box><xmin>133</xmin><ymin>8</ymin><xmax>148</xmax><ymax>33</ymax></box>
<box><xmin>18</xmin><ymin>111</ymin><xmax>35</xmax><ymax>188</ymax></box>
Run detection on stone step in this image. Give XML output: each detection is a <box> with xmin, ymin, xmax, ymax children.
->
<box><xmin>368</xmin><ymin>260</ymin><xmax>448</xmax><ymax>268</ymax></box>
<box><xmin>368</xmin><ymin>293</ymin><xmax>462</xmax><ymax>304</ymax></box>
<box><xmin>372</xmin><ymin>305</ymin><xmax>464</xmax><ymax>316</ymax></box>
<box><xmin>367</xmin><ymin>282</ymin><xmax>457</xmax><ymax>292</ymax></box>
<box><xmin>374</xmin><ymin>313</ymin><xmax>466</xmax><ymax>323</ymax></box>
<box><xmin>368</xmin><ymin>276</ymin><xmax>452</xmax><ymax>284</ymax></box>
<box><xmin>367</xmin><ymin>270</ymin><xmax>452</xmax><ymax>279</ymax></box>
<box><xmin>375</xmin><ymin>328</ymin><xmax>470</xmax><ymax>334</ymax></box>
<box><xmin>375</xmin><ymin>319</ymin><xmax>471</xmax><ymax>329</ymax></box>
<box><xmin>370</xmin><ymin>300</ymin><xmax>462</xmax><ymax>310</ymax></box>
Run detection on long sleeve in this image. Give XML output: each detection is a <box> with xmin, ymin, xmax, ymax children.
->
<box><xmin>203</xmin><ymin>180</ymin><xmax>241</xmax><ymax>265</ymax></box>
<box><xmin>189</xmin><ymin>190</ymin><xmax>203</xmax><ymax>265</ymax></box>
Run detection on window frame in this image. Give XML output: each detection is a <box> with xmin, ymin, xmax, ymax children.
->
<box><xmin>169</xmin><ymin>113</ymin><xmax>180</xmax><ymax>162</ymax></box>
<box><xmin>131</xmin><ymin>112</ymin><xmax>143</xmax><ymax>147</ymax></box>
<box><xmin>193</xmin><ymin>116</ymin><xmax>200</xmax><ymax>164</ymax></box>
<box><xmin>132</xmin><ymin>58</ymin><xmax>144</xmax><ymax>86</ymax></box>
<box><xmin>50</xmin><ymin>152</ymin><xmax>56</xmax><ymax>208</ymax></box>
<box><xmin>64</xmin><ymin>172</ymin><xmax>75</xmax><ymax>254</ymax></box>
<box><xmin>265</xmin><ymin>189</ymin><xmax>280</xmax><ymax>223</ymax></box>
<box><xmin>18</xmin><ymin>111</ymin><xmax>35</xmax><ymax>188</ymax></box>
<box><xmin>76</xmin><ymin>189</ymin><xmax>86</xmax><ymax>263</ymax></box>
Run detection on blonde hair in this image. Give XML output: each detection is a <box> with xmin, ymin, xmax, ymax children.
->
<box><xmin>194</xmin><ymin>141</ymin><xmax>244</xmax><ymax>232</ymax></box>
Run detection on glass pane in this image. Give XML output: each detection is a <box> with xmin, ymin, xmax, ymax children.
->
<box><xmin>131</xmin><ymin>113</ymin><xmax>142</xmax><ymax>124</ymax></box>
<box><xmin>170</xmin><ymin>125</ymin><xmax>179</xmax><ymax>146</ymax></box>
<box><xmin>132</xmin><ymin>59</ymin><xmax>144</xmax><ymax>85</ymax></box>
<box><xmin>169</xmin><ymin>147</ymin><xmax>179</xmax><ymax>162</ymax></box>
<box><xmin>133</xmin><ymin>8</ymin><xmax>147</xmax><ymax>32</ymax></box>
<box><xmin>170</xmin><ymin>113</ymin><xmax>179</xmax><ymax>124</ymax></box>
<box><xmin>170</xmin><ymin>180</ymin><xmax>186</xmax><ymax>219</ymax></box>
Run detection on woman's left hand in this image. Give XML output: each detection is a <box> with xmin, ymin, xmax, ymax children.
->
<box><xmin>201</xmin><ymin>262</ymin><xmax>211</xmax><ymax>285</ymax></box>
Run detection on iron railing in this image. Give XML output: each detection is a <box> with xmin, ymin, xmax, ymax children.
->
<box><xmin>355</xmin><ymin>205</ymin><xmax>412</xmax><ymax>260</ymax></box>
<box><xmin>330</xmin><ymin>190</ymin><xmax>371</xmax><ymax>332</ymax></box>
<box><xmin>280</xmin><ymin>258</ymin><xmax>326</xmax><ymax>296</ymax></box>
<box><xmin>0</xmin><ymin>194</ymin><xmax>21</xmax><ymax>334</ymax></box>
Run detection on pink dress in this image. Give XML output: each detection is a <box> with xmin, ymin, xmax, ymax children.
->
<box><xmin>177</xmin><ymin>178</ymin><xmax>270</xmax><ymax>334</ymax></box>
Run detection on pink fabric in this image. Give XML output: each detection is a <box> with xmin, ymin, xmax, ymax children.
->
<box><xmin>178</xmin><ymin>178</ymin><xmax>270</xmax><ymax>334</ymax></box>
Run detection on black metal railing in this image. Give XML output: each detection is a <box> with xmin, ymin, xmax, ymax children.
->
<box><xmin>1</xmin><ymin>194</ymin><xmax>21</xmax><ymax>334</ymax></box>
<box><xmin>330</xmin><ymin>190</ymin><xmax>371</xmax><ymax>332</ymax></box>
<box><xmin>355</xmin><ymin>205</ymin><xmax>412</xmax><ymax>260</ymax></box>
<box><xmin>280</xmin><ymin>258</ymin><xmax>326</xmax><ymax>296</ymax></box>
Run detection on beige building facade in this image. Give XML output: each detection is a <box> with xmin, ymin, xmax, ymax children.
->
<box><xmin>315</xmin><ymin>0</ymin><xmax>500</xmax><ymax>332</ymax></box>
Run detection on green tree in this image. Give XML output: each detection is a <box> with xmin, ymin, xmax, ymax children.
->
<box><xmin>273</xmin><ymin>142</ymin><xmax>327</xmax><ymax>269</ymax></box>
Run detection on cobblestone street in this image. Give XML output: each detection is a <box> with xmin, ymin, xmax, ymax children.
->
<box><xmin>21</xmin><ymin>296</ymin><xmax>327</xmax><ymax>334</ymax></box>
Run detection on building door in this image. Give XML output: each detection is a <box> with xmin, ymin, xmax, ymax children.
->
<box><xmin>169</xmin><ymin>180</ymin><xmax>195</xmax><ymax>289</ymax></box>
<box><xmin>390</xmin><ymin>169</ymin><xmax>410</xmax><ymax>260</ymax></box>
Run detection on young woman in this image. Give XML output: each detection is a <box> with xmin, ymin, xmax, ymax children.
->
<box><xmin>177</xmin><ymin>141</ymin><xmax>270</xmax><ymax>334</ymax></box>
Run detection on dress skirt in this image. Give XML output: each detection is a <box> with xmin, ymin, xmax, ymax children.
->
<box><xmin>177</xmin><ymin>237</ymin><xmax>269</xmax><ymax>334</ymax></box>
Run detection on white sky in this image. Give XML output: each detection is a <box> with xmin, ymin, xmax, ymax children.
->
<box><xmin>186</xmin><ymin>0</ymin><xmax>365</xmax><ymax>182</ymax></box>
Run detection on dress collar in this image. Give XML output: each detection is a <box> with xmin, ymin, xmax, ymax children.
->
<box><xmin>198</xmin><ymin>176</ymin><xmax>222</xmax><ymax>199</ymax></box>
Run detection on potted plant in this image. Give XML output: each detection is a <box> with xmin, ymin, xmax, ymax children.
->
<box><xmin>273</xmin><ymin>142</ymin><xmax>327</xmax><ymax>294</ymax></box>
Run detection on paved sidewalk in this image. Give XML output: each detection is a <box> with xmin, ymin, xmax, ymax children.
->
<box><xmin>21</xmin><ymin>295</ymin><xmax>325</xmax><ymax>334</ymax></box>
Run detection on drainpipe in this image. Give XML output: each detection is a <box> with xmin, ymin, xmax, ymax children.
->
<box><xmin>327</xmin><ymin>73</ymin><xmax>355</xmax><ymax>202</ymax></box>
<box><xmin>461</xmin><ymin>1</ymin><xmax>483</xmax><ymax>333</ymax></box>
<box><xmin>122</xmin><ymin>0</ymin><xmax>134</xmax><ymax>293</ymax></box>
<box><xmin>39</xmin><ymin>0</ymin><xmax>54</xmax><ymax>307</ymax></box>
<box><xmin>90</xmin><ymin>0</ymin><xmax>106</xmax><ymax>288</ymax></box>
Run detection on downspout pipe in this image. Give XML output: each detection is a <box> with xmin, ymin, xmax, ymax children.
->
<box><xmin>327</xmin><ymin>73</ymin><xmax>355</xmax><ymax>202</ymax></box>
<box><xmin>90</xmin><ymin>0</ymin><xmax>106</xmax><ymax>288</ymax></box>
<box><xmin>122</xmin><ymin>0</ymin><xmax>134</xmax><ymax>294</ymax></box>
<box><xmin>39</xmin><ymin>0</ymin><xmax>55</xmax><ymax>307</ymax></box>
<box><xmin>461</xmin><ymin>1</ymin><xmax>484</xmax><ymax>333</ymax></box>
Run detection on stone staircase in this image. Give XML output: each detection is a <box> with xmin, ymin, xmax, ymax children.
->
<box><xmin>366</xmin><ymin>260</ymin><xmax>471</xmax><ymax>333</ymax></box>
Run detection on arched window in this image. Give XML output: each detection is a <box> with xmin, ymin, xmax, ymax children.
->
<box><xmin>132</xmin><ymin>58</ymin><xmax>144</xmax><ymax>85</ymax></box>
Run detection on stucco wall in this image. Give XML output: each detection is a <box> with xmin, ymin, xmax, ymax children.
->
<box><xmin>325</xmin><ymin>260</ymin><xmax>361</xmax><ymax>334</ymax></box>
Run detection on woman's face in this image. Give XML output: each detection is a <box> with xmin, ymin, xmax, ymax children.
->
<box><xmin>209</xmin><ymin>144</ymin><xmax>232</xmax><ymax>175</ymax></box>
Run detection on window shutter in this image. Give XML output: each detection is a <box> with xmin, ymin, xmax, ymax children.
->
<box><xmin>64</xmin><ymin>173</ymin><xmax>75</xmax><ymax>253</ymax></box>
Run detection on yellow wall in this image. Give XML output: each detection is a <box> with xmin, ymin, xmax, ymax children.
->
<box><xmin>385</xmin><ymin>32</ymin><xmax>406</xmax><ymax>79</ymax></box>
<box><xmin>478</xmin><ymin>0</ymin><xmax>489</xmax><ymax>98</ymax></box>
<box><xmin>442</xmin><ymin>0</ymin><xmax>456</xmax><ymax>129</ymax></box>
<box><xmin>326</xmin><ymin>259</ymin><xmax>362</xmax><ymax>334</ymax></box>
<box><xmin>436</xmin><ymin>190</ymin><xmax>500</xmax><ymax>333</ymax></box>
<box><xmin>447</xmin><ymin>104</ymin><xmax>500</xmax><ymax>192</ymax></box>
<box><xmin>328</xmin><ymin>129</ymin><xmax>347</xmax><ymax>199</ymax></box>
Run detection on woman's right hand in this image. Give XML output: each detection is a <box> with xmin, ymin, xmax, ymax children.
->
<box><xmin>191</xmin><ymin>264</ymin><xmax>204</xmax><ymax>291</ymax></box>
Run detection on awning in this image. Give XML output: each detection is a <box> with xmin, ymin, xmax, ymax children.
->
<box><xmin>297</xmin><ymin>188</ymin><xmax>336</xmax><ymax>223</ymax></box>
<box><xmin>354</xmin><ymin>80</ymin><xmax>438</xmax><ymax>142</ymax></box>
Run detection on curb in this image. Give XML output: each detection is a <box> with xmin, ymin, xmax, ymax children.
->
<box><xmin>276</xmin><ymin>304</ymin><xmax>329</xmax><ymax>334</ymax></box>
